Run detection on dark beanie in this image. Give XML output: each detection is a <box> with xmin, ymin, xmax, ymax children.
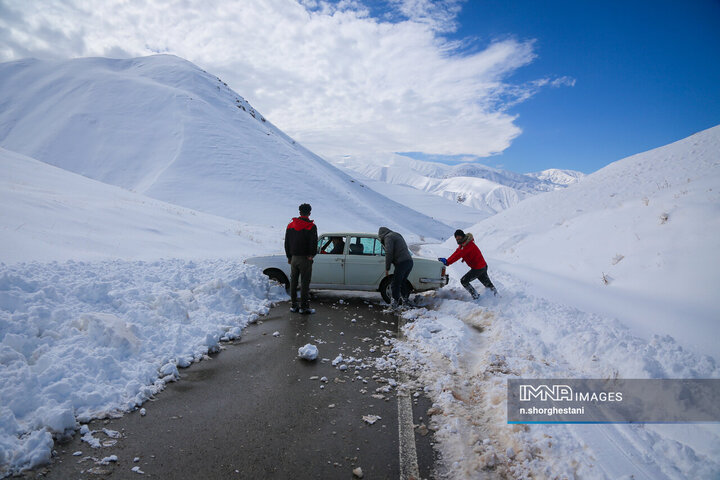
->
<box><xmin>299</xmin><ymin>203</ymin><xmax>311</xmax><ymax>215</ymax></box>
<box><xmin>454</xmin><ymin>229</ymin><xmax>465</xmax><ymax>237</ymax></box>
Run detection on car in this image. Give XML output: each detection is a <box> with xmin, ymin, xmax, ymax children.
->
<box><xmin>245</xmin><ymin>232</ymin><xmax>449</xmax><ymax>303</ymax></box>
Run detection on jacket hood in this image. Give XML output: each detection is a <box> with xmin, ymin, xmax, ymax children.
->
<box><xmin>378</xmin><ymin>227</ymin><xmax>391</xmax><ymax>240</ymax></box>
<box><xmin>288</xmin><ymin>216</ymin><xmax>315</xmax><ymax>231</ymax></box>
<box><xmin>460</xmin><ymin>233</ymin><xmax>474</xmax><ymax>246</ymax></box>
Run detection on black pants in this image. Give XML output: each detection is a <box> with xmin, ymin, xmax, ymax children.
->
<box><xmin>290</xmin><ymin>256</ymin><xmax>313</xmax><ymax>309</ymax></box>
<box><xmin>461</xmin><ymin>267</ymin><xmax>495</xmax><ymax>299</ymax></box>
<box><xmin>392</xmin><ymin>259</ymin><xmax>414</xmax><ymax>303</ymax></box>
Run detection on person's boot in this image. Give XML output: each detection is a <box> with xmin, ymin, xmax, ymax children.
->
<box><xmin>290</xmin><ymin>304</ymin><xmax>299</xmax><ymax>313</ymax></box>
<box><xmin>383</xmin><ymin>299</ymin><xmax>400</xmax><ymax>313</ymax></box>
<box><xmin>300</xmin><ymin>307</ymin><xmax>316</xmax><ymax>315</ymax></box>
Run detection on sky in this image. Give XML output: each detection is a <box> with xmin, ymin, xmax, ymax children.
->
<box><xmin>0</xmin><ymin>0</ymin><xmax>718</xmax><ymax>174</ymax></box>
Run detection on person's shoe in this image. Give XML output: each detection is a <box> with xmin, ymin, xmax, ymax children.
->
<box><xmin>300</xmin><ymin>308</ymin><xmax>316</xmax><ymax>315</ymax></box>
<box><xmin>290</xmin><ymin>305</ymin><xmax>299</xmax><ymax>313</ymax></box>
<box><xmin>383</xmin><ymin>299</ymin><xmax>400</xmax><ymax>313</ymax></box>
<box><xmin>401</xmin><ymin>296</ymin><xmax>411</xmax><ymax>306</ymax></box>
<box><xmin>491</xmin><ymin>288</ymin><xmax>498</xmax><ymax>296</ymax></box>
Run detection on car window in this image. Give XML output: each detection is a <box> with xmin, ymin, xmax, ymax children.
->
<box><xmin>348</xmin><ymin>236</ymin><xmax>384</xmax><ymax>256</ymax></box>
<box><xmin>318</xmin><ymin>235</ymin><xmax>346</xmax><ymax>255</ymax></box>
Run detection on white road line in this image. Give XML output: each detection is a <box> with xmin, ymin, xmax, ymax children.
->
<box><xmin>397</xmin><ymin>316</ymin><xmax>420</xmax><ymax>480</ymax></box>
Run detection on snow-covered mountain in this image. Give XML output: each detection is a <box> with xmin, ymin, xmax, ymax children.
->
<box><xmin>0</xmin><ymin>147</ymin><xmax>279</xmax><ymax>263</ymax></box>
<box><xmin>526</xmin><ymin>168</ymin><xmax>585</xmax><ymax>185</ymax></box>
<box><xmin>447</xmin><ymin>124</ymin><xmax>720</xmax><ymax>357</ymax></box>
<box><xmin>0</xmin><ymin>55</ymin><xmax>450</xmax><ymax>240</ymax></box>
<box><xmin>408</xmin><ymin>126</ymin><xmax>720</xmax><ymax>478</ymax></box>
<box><xmin>331</xmin><ymin>152</ymin><xmax>584</xmax><ymax>215</ymax></box>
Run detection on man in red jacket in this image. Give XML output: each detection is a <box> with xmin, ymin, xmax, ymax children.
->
<box><xmin>284</xmin><ymin>203</ymin><xmax>318</xmax><ymax>314</ymax></box>
<box><xmin>439</xmin><ymin>229</ymin><xmax>498</xmax><ymax>300</ymax></box>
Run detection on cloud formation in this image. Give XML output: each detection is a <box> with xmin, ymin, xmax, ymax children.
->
<box><xmin>0</xmin><ymin>0</ymin><xmax>571</xmax><ymax>160</ymax></box>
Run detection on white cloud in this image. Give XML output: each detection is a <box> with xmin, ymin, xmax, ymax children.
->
<box><xmin>389</xmin><ymin>0</ymin><xmax>464</xmax><ymax>32</ymax></box>
<box><xmin>0</xmin><ymin>0</ymin><xmax>572</xmax><ymax>160</ymax></box>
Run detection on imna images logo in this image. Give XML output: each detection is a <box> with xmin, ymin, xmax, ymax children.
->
<box><xmin>519</xmin><ymin>384</ymin><xmax>573</xmax><ymax>402</ymax></box>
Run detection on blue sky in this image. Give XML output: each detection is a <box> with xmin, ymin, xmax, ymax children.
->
<box><xmin>1</xmin><ymin>0</ymin><xmax>718</xmax><ymax>175</ymax></box>
<box><xmin>442</xmin><ymin>0</ymin><xmax>720</xmax><ymax>173</ymax></box>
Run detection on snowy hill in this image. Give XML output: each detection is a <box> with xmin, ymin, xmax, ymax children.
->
<box><xmin>332</xmin><ymin>152</ymin><xmax>584</xmax><ymax>215</ymax></box>
<box><xmin>0</xmin><ymin>147</ymin><xmax>278</xmax><ymax>263</ymax></box>
<box><xmin>0</xmin><ymin>55</ymin><xmax>450</xmax><ymax>240</ymax></box>
<box><xmin>451</xmin><ymin>125</ymin><xmax>720</xmax><ymax>356</ymax></box>
<box><xmin>406</xmin><ymin>126</ymin><xmax>720</xmax><ymax>479</ymax></box>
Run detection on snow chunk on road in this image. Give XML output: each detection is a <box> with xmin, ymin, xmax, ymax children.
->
<box><xmin>298</xmin><ymin>344</ymin><xmax>319</xmax><ymax>361</ymax></box>
<box><xmin>98</xmin><ymin>455</ymin><xmax>118</xmax><ymax>465</ymax></box>
<box><xmin>362</xmin><ymin>415</ymin><xmax>381</xmax><ymax>425</ymax></box>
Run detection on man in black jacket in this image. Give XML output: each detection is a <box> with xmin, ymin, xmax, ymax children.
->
<box><xmin>378</xmin><ymin>226</ymin><xmax>413</xmax><ymax>310</ymax></box>
<box><xmin>284</xmin><ymin>203</ymin><xmax>318</xmax><ymax>314</ymax></box>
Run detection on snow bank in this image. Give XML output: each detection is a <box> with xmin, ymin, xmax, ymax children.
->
<box><xmin>396</xmin><ymin>127</ymin><xmax>720</xmax><ymax>478</ymax></box>
<box><xmin>395</xmin><ymin>279</ymin><xmax>720</xmax><ymax>479</ymax></box>
<box><xmin>0</xmin><ymin>259</ymin><xmax>286</xmax><ymax>476</ymax></box>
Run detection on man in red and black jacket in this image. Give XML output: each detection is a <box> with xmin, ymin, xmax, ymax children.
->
<box><xmin>439</xmin><ymin>229</ymin><xmax>498</xmax><ymax>300</ymax></box>
<box><xmin>284</xmin><ymin>203</ymin><xmax>318</xmax><ymax>314</ymax></box>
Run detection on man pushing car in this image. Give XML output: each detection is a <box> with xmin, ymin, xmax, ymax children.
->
<box><xmin>439</xmin><ymin>229</ymin><xmax>498</xmax><ymax>300</ymax></box>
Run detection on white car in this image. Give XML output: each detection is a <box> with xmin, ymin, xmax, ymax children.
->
<box><xmin>245</xmin><ymin>232</ymin><xmax>449</xmax><ymax>303</ymax></box>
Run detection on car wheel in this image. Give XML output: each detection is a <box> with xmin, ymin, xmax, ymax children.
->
<box><xmin>265</xmin><ymin>269</ymin><xmax>289</xmax><ymax>292</ymax></box>
<box><xmin>380</xmin><ymin>277</ymin><xmax>393</xmax><ymax>303</ymax></box>
<box><xmin>380</xmin><ymin>277</ymin><xmax>414</xmax><ymax>304</ymax></box>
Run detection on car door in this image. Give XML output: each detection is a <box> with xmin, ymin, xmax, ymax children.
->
<box><xmin>344</xmin><ymin>236</ymin><xmax>385</xmax><ymax>287</ymax></box>
<box><xmin>312</xmin><ymin>235</ymin><xmax>346</xmax><ymax>285</ymax></box>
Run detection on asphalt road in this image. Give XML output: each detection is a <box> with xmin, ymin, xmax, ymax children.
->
<box><xmin>33</xmin><ymin>292</ymin><xmax>436</xmax><ymax>479</ymax></box>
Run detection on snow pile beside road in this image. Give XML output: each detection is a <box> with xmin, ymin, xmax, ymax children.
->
<box><xmin>396</xmin><ymin>126</ymin><xmax>720</xmax><ymax>478</ymax></box>
<box><xmin>395</xmin><ymin>280</ymin><xmax>720</xmax><ymax>479</ymax></box>
<box><xmin>0</xmin><ymin>259</ymin><xmax>286</xmax><ymax>476</ymax></box>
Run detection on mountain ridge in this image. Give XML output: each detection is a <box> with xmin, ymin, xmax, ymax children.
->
<box><xmin>0</xmin><ymin>54</ymin><xmax>451</xmax><ymax>240</ymax></box>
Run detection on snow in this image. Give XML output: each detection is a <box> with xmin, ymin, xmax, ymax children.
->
<box><xmin>332</xmin><ymin>151</ymin><xmax>584</xmax><ymax>216</ymax></box>
<box><xmin>0</xmin><ymin>51</ymin><xmax>716</xmax><ymax>479</ymax></box>
<box><xmin>394</xmin><ymin>125</ymin><xmax>720</xmax><ymax>479</ymax></box>
<box><xmin>458</xmin><ymin>125</ymin><xmax>720</xmax><ymax>357</ymax></box>
<box><xmin>395</xmin><ymin>282</ymin><xmax>720</xmax><ymax>478</ymax></box>
<box><xmin>298</xmin><ymin>344</ymin><xmax>318</xmax><ymax>361</ymax></box>
<box><xmin>0</xmin><ymin>147</ymin><xmax>275</xmax><ymax>264</ymax></box>
<box><xmin>0</xmin><ymin>55</ymin><xmax>451</xmax><ymax>241</ymax></box>
<box><xmin>0</xmin><ymin>259</ymin><xmax>286</xmax><ymax>475</ymax></box>
<box><xmin>526</xmin><ymin>168</ymin><xmax>585</xmax><ymax>185</ymax></box>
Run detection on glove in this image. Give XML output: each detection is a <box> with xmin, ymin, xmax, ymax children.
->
<box><xmin>438</xmin><ymin>257</ymin><xmax>447</xmax><ymax>265</ymax></box>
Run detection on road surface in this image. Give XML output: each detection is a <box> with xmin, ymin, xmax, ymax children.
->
<box><xmin>33</xmin><ymin>292</ymin><xmax>436</xmax><ymax>479</ymax></box>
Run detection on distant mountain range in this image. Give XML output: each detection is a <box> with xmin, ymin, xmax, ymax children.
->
<box><xmin>331</xmin><ymin>153</ymin><xmax>585</xmax><ymax>215</ymax></box>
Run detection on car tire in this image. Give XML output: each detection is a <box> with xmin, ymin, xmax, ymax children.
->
<box><xmin>380</xmin><ymin>277</ymin><xmax>414</xmax><ymax>304</ymax></box>
<box><xmin>380</xmin><ymin>277</ymin><xmax>393</xmax><ymax>303</ymax></box>
<box><xmin>265</xmin><ymin>269</ymin><xmax>289</xmax><ymax>292</ymax></box>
